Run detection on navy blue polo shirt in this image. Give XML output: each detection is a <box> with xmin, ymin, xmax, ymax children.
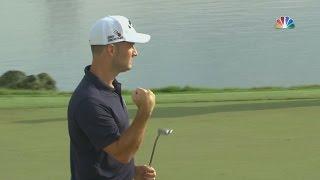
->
<box><xmin>68</xmin><ymin>65</ymin><xmax>134</xmax><ymax>180</ymax></box>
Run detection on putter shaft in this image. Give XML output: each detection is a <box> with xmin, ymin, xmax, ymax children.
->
<box><xmin>148</xmin><ymin>135</ymin><xmax>160</xmax><ymax>166</ymax></box>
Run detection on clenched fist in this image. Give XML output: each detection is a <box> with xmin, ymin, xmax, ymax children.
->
<box><xmin>132</xmin><ymin>88</ymin><xmax>155</xmax><ymax>117</ymax></box>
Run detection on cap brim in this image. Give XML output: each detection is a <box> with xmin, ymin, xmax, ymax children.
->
<box><xmin>125</xmin><ymin>32</ymin><xmax>150</xmax><ymax>43</ymax></box>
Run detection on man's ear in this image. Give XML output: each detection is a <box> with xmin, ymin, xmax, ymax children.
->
<box><xmin>106</xmin><ymin>44</ymin><xmax>115</xmax><ymax>57</ymax></box>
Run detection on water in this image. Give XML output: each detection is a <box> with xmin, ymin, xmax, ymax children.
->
<box><xmin>1</xmin><ymin>0</ymin><xmax>319</xmax><ymax>91</ymax></box>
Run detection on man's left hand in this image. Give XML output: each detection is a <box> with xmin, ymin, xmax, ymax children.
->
<box><xmin>134</xmin><ymin>165</ymin><xmax>156</xmax><ymax>180</ymax></box>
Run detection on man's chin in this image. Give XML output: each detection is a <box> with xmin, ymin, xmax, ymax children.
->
<box><xmin>120</xmin><ymin>66</ymin><xmax>132</xmax><ymax>72</ymax></box>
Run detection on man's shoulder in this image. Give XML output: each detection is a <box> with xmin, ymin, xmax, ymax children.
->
<box><xmin>69</xmin><ymin>89</ymin><xmax>103</xmax><ymax>110</ymax></box>
<box><xmin>68</xmin><ymin>76</ymin><xmax>121</xmax><ymax>115</ymax></box>
<box><xmin>68</xmin><ymin>79</ymin><xmax>102</xmax><ymax>110</ymax></box>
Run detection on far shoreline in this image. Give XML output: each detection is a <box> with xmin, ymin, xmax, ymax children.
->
<box><xmin>1</xmin><ymin>84</ymin><xmax>320</xmax><ymax>96</ymax></box>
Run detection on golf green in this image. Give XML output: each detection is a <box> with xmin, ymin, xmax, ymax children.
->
<box><xmin>0</xmin><ymin>91</ymin><xmax>319</xmax><ymax>179</ymax></box>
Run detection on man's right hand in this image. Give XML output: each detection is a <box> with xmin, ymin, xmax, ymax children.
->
<box><xmin>132</xmin><ymin>88</ymin><xmax>155</xmax><ymax>117</ymax></box>
<box><xmin>104</xmin><ymin>88</ymin><xmax>155</xmax><ymax>163</ymax></box>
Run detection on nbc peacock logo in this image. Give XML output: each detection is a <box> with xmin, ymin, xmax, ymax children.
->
<box><xmin>275</xmin><ymin>16</ymin><xmax>295</xmax><ymax>29</ymax></box>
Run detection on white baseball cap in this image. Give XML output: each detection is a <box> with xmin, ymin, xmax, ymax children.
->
<box><xmin>89</xmin><ymin>15</ymin><xmax>151</xmax><ymax>45</ymax></box>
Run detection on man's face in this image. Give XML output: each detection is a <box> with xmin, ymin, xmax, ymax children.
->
<box><xmin>112</xmin><ymin>42</ymin><xmax>138</xmax><ymax>72</ymax></box>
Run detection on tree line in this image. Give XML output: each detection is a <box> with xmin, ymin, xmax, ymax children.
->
<box><xmin>0</xmin><ymin>70</ymin><xmax>56</xmax><ymax>90</ymax></box>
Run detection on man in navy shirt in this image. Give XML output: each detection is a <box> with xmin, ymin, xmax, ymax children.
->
<box><xmin>68</xmin><ymin>16</ymin><xmax>156</xmax><ymax>180</ymax></box>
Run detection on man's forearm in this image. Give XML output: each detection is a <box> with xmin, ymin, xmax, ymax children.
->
<box><xmin>104</xmin><ymin>88</ymin><xmax>155</xmax><ymax>163</ymax></box>
<box><xmin>105</xmin><ymin>108</ymin><xmax>151</xmax><ymax>163</ymax></box>
<box><xmin>119</xmin><ymin>108</ymin><xmax>151</xmax><ymax>155</ymax></box>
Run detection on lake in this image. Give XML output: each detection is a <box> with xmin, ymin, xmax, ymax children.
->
<box><xmin>1</xmin><ymin>0</ymin><xmax>319</xmax><ymax>91</ymax></box>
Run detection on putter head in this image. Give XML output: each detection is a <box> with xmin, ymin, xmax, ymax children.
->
<box><xmin>158</xmin><ymin>128</ymin><xmax>173</xmax><ymax>136</ymax></box>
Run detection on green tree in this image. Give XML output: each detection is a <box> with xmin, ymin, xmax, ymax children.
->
<box><xmin>15</xmin><ymin>75</ymin><xmax>41</xmax><ymax>90</ymax></box>
<box><xmin>0</xmin><ymin>70</ymin><xmax>57</xmax><ymax>90</ymax></box>
<box><xmin>0</xmin><ymin>70</ymin><xmax>26</xmax><ymax>88</ymax></box>
<box><xmin>37</xmin><ymin>73</ymin><xmax>56</xmax><ymax>90</ymax></box>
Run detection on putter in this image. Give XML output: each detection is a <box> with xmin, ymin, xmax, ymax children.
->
<box><xmin>148</xmin><ymin>128</ymin><xmax>173</xmax><ymax>166</ymax></box>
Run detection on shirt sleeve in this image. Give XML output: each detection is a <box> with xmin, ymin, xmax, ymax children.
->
<box><xmin>75</xmin><ymin>98</ymin><xmax>120</xmax><ymax>150</ymax></box>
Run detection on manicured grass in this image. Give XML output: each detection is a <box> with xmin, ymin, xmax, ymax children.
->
<box><xmin>0</xmin><ymin>89</ymin><xmax>320</xmax><ymax>179</ymax></box>
<box><xmin>136</xmin><ymin>101</ymin><xmax>320</xmax><ymax>180</ymax></box>
<box><xmin>1</xmin><ymin>88</ymin><xmax>320</xmax><ymax>109</ymax></box>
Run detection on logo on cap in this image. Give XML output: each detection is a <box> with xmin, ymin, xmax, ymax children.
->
<box><xmin>107</xmin><ymin>30</ymin><xmax>124</xmax><ymax>42</ymax></box>
<box><xmin>128</xmin><ymin>20</ymin><xmax>132</xmax><ymax>29</ymax></box>
<box><xmin>114</xmin><ymin>30</ymin><xmax>122</xmax><ymax>37</ymax></box>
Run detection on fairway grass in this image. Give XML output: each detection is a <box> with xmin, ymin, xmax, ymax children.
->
<box><xmin>1</xmin><ymin>88</ymin><xmax>320</xmax><ymax>109</ymax></box>
<box><xmin>0</xmin><ymin>90</ymin><xmax>320</xmax><ymax>179</ymax></box>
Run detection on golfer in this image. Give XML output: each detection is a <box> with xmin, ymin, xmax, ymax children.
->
<box><xmin>68</xmin><ymin>15</ymin><xmax>156</xmax><ymax>180</ymax></box>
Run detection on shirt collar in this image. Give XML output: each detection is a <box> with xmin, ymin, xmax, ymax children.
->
<box><xmin>84</xmin><ymin>65</ymin><xmax>122</xmax><ymax>94</ymax></box>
